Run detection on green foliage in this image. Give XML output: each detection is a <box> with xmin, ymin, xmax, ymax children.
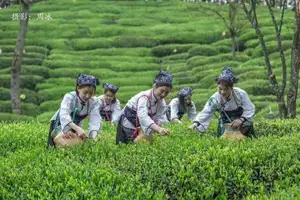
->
<box><xmin>0</xmin><ymin>74</ymin><xmax>44</xmax><ymax>90</ymax></box>
<box><xmin>0</xmin><ymin>113</ymin><xmax>33</xmax><ymax>122</ymax></box>
<box><xmin>188</xmin><ymin>45</ymin><xmax>219</xmax><ymax>57</ymax></box>
<box><xmin>0</xmin><ymin>45</ymin><xmax>49</xmax><ymax>55</ymax></box>
<box><xmin>163</xmin><ymin>53</ymin><xmax>189</xmax><ymax>61</ymax></box>
<box><xmin>70</xmin><ymin>38</ymin><xmax>112</xmax><ymax>50</ymax></box>
<box><xmin>187</xmin><ymin>53</ymin><xmax>249</xmax><ymax>68</ymax></box>
<box><xmin>36</xmin><ymin>111</ymin><xmax>56</xmax><ymax>123</ymax></box>
<box><xmin>0</xmin><ymin>0</ymin><xmax>296</xmax><ymax>119</ymax></box>
<box><xmin>215</xmin><ymin>45</ymin><xmax>232</xmax><ymax>54</ymax></box>
<box><xmin>51</xmin><ymin>48</ymin><xmax>152</xmax><ymax>57</ymax></box>
<box><xmin>237</xmin><ymin>80</ymin><xmax>275</xmax><ymax>96</ymax></box>
<box><xmin>0</xmin><ymin>101</ymin><xmax>41</xmax><ymax>116</ymax></box>
<box><xmin>112</xmin><ymin>36</ymin><xmax>158</xmax><ymax>48</ymax></box>
<box><xmin>39</xmin><ymin>100</ymin><xmax>61</xmax><ymax>112</ymax></box>
<box><xmin>38</xmin><ymin>86</ymin><xmax>74</xmax><ymax>102</ymax></box>
<box><xmin>49</xmin><ymin>68</ymin><xmax>116</xmax><ymax>79</ymax></box>
<box><xmin>0</xmin><ymin>57</ymin><xmax>44</xmax><ymax>69</ymax></box>
<box><xmin>151</xmin><ymin>44</ymin><xmax>194</xmax><ymax>57</ymax></box>
<box><xmin>1</xmin><ymin>120</ymin><xmax>300</xmax><ymax>198</ymax></box>
<box><xmin>157</xmin><ymin>31</ymin><xmax>219</xmax><ymax>45</ymax></box>
<box><xmin>0</xmin><ymin>65</ymin><xmax>49</xmax><ymax>78</ymax></box>
<box><xmin>252</xmin><ymin>40</ymin><xmax>292</xmax><ymax>57</ymax></box>
<box><xmin>0</xmin><ymin>87</ymin><xmax>10</xmax><ymax>101</ymax></box>
<box><xmin>0</xmin><ymin>88</ymin><xmax>40</xmax><ymax>104</ymax></box>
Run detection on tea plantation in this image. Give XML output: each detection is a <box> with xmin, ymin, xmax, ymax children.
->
<box><xmin>0</xmin><ymin>0</ymin><xmax>296</xmax><ymax>120</ymax></box>
<box><xmin>1</xmin><ymin>0</ymin><xmax>300</xmax><ymax>199</ymax></box>
<box><xmin>1</xmin><ymin>120</ymin><xmax>300</xmax><ymax>199</ymax></box>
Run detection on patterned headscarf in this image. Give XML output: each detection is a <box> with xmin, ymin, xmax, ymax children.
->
<box><xmin>178</xmin><ymin>87</ymin><xmax>193</xmax><ymax>97</ymax></box>
<box><xmin>77</xmin><ymin>73</ymin><xmax>100</xmax><ymax>87</ymax></box>
<box><xmin>153</xmin><ymin>70</ymin><xmax>173</xmax><ymax>85</ymax></box>
<box><xmin>216</xmin><ymin>67</ymin><xmax>238</xmax><ymax>84</ymax></box>
<box><xmin>103</xmin><ymin>83</ymin><xmax>119</xmax><ymax>92</ymax></box>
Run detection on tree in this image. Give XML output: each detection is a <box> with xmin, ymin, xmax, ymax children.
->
<box><xmin>241</xmin><ymin>0</ymin><xmax>299</xmax><ymax>118</ymax></box>
<box><xmin>198</xmin><ymin>0</ymin><xmax>243</xmax><ymax>58</ymax></box>
<box><xmin>11</xmin><ymin>0</ymin><xmax>32</xmax><ymax>114</ymax></box>
<box><xmin>288</xmin><ymin>0</ymin><xmax>300</xmax><ymax>118</ymax></box>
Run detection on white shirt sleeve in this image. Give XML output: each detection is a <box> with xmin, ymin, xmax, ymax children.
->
<box><xmin>111</xmin><ymin>99</ymin><xmax>122</xmax><ymax>123</ymax></box>
<box><xmin>59</xmin><ymin>93</ymin><xmax>75</xmax><ymax>131</ymax></box>
<box><xmin>169</xmin><ymin>98</ymin><xmax>179</xmax><ymax>121</ymax></box>
<box><xmin>88</xmin><ymin>98</ymin><xmax>102</xmax><ymax>134</ymax></box>
<box><xmin>137</xmin><ymin>96</ymin><xmax>155</xmax><ymax>135</ymax></box>
<box><xmin>187</xmin><ymin>101</ymin><xmax>197</xmax><ymax>121</ymax></box>
<box><xmin>193</xmin><ymin>92</ymin><xmax>219</xmax><ymax>132</ymax></box>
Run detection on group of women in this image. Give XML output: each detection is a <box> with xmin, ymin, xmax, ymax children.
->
<box><xmin>47</xmin><ymin>67</ymin><xmax>255</xmax><ymax>147</ymax></box>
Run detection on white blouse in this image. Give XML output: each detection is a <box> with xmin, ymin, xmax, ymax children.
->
<box><xmin>194</xmin><ymin>87</ymin><xmax>255</xmax><ymax>132</ymax></box>
<box><xmin>51</xmin><ymin>91</ymin><xmax>102</xmax><ymax>135</ymax></box>
<box><xmin>121</xmin><ymin>89</ymin><xmax>169</xmax><ymax>135</ymax></box>
<box><xmin>168</xmin><ymin>97</ymin><xmax>197</xmax><ymax>121</ymax></box>
<box><xmin>98</xmin><ymin>95</ymin><xmax>122</xmax><ymax>122</ymax></box>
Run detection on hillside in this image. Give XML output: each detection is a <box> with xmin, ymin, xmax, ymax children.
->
<box><xmin>0</xmin><ymin>0</ymin><xmax>296</xmax><ymax>121</ymax></box>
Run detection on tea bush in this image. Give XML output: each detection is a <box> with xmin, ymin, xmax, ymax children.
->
<box><xmin>0</xmin><ymin>74</ymin><xmax>44</xmax><ymax>90</ymax></box>
<box><xmin>151</xmin><ymin>44</ymin><xmax>194</xmax><ymax>57</ymax></box>
<box><xmin>1</xmin><ymin>120</ymin><xmax>300</xmax><ymax>199</ymax></box>
<box><xmin>188</xmin><ymin>45</ymin><xmax>219</xmax><ymax>58</ymax></box>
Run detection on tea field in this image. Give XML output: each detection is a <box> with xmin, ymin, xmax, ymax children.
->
<box><xmin>1</xmin><ymin>120</ymin><xmax>300</xmax><ymax>199</ymax></box>
<box><xmin>1</xmin><ymin>0</ymin><xmax>300</xmax><ymax>199</ymax></box>
<box><xmin>0</xmin><ymin>0</ymin><xmax>297</xmax><ymax>121</ymax></box>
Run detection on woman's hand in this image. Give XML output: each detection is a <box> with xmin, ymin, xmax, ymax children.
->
<box><xmin>231</xmin><ymin>119</ymin><xmax>243</xmax><ymax>129</ymax></box>
<box><xmin>158</xmin><ymin>127</ymin><xmax>170</xmax><ymax>135</ymax></box>
<box><xmin>173</xmin><ymin>119</ymin><xmax>182</xmax><ymax>124</ymax></box>
<box><xmin>188</xmin><ymin>123</ymin><xmax>198</xmax><ymax>130</ymax></box>
<box><xmin>75</xmin><ymin>127</ymin><xmax>87</xmax><ymax>139</ymax></box>
<box><xmin>89</xmin><ymin>131</ymin><xmax>98</xmax><ymax>140</ymax></box>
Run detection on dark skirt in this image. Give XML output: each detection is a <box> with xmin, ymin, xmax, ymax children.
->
<box><xmin>166</xmin><ymin>106</ymin><xmax>184</xmax><ymax>122</ymax></box>
<box><xmin>47</xmin><ymin>120</ymin><xmax>55</xmax><ymax>148</ymax></box>
<box><xmin>116</xmin><ymin>115</ymin><xmax>135</xmax><ymax>145</ymax></box>
<box><xmin>100</xmin><ymin>110</ymin><xmax>112</xmax><ymax>121</ymax></box>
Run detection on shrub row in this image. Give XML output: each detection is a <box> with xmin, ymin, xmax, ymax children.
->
<box><xmin>50</xmin><ymin>48</ymin><xmax>152</xmax><ymax>57</ymax></box>
<box><xmin>0</xmin><ymin>65</ymin><xmax>49</xmax><ymax>78</ymax></box>
<box><xmin>187</xmin><ymin>53</ymin><xmax>249</xmax><ymax>68</ymax></box>
<box><xmin>151</xmin><ymin>44</ymin><xmax>195</xmax><ymax>57</ymax></box>
<box><xmin>70</xmin><ymin>36</ymin><xmax>158</xmax><ymax>50</ymax></box>
<box><xmin>0</xmin><ymin>101</ymin><xmax>41</xmax><ymax>116</ymax></box>
<box><xmin>0</xmin><ymin>113</ymin><xmax>33</xmax><ymax>122</ymax></box>
<box><xmin>2</xmin><ymin>120</ymin><xmax>300</xmax><ymax>199</ymax></box>
<box><xmin>0</xmin><ymin>74</ymin><xmax>44</xmax><ymax>90</ymax></box>
<box><xmin>0</xmin><ymin>57</ymin><xmax>43</xmax><ymax>69</ymax></box>
<box><xmin>188</xmin><ymin>45</ymin><xmax>219</xmax><ymax>58</ymax></box>
<box><xmin>47</xmin><ymin>54</ymin><xmax>158</xmax><ymax>64</ymax></box>
<box><xmin>0</xmin><ymin>87</ymin><xmax>40</xmax><ymax>104</ymax></box>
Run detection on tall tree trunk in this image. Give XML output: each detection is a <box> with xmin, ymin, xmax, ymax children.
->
<box><xmin>266</xmin><ymin>0</ymin><xmax>288</xmax><ymax>118</ymax></box>
<box><xmin>288</xmin><ymin>2</ymin><xmax>300</xmax><ymax>118</ymax></box>
<box><xmin>229</xmin><ymin>1</ymin><xmax>238</xmax><ymax>58</ymax></box>
<box><xmin>11</xmin><ymin>2</ymin><xmax>29</xmax><ymax>115</ymax></box>
<box><xmin>241</xmin><ymin>0</ymin><xmax>287</xmax><ymax>118</ymax></box>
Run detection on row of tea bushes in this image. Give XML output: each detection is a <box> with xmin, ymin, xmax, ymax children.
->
<box><xmin>1</xmin><ymin>120</ymin><xmax>300</xmax><ymax>199</ymax></box>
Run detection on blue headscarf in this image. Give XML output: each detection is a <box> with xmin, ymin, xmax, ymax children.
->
<box><xmin>103</xmin><ymin>83</ymin><xmax>119</xmax><ymax>92</ymax></box>
<box><xmin>77</xmin><ymin>73</ymin><xmax>100</xmax><ymax>87</ymax></box>
<box><xmin>216</xmin><ymin>67</ymin><xmax>238</xmax><ymax>84</ymax></box>
<box><xmin>153</xmin><ymin>70</ymin><xmax>173</xmax><ymax>86</ymax></box>
<box><xmin>178</xmin><ymin>87</ymin><xmax>193</xmax><ymax>97</ymax></box>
